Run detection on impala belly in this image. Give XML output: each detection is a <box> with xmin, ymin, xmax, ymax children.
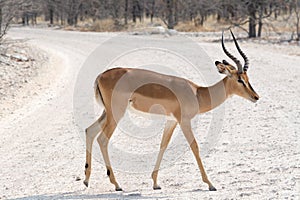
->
<box><xmin>127</xmin><ymin>100</ymin><xmax>176</xmax><ymax>120</ymax></box>
<box><xmin>128</xmin><ymin>83</ymin><xmax>180</xmax><ymax>120</ymax></box>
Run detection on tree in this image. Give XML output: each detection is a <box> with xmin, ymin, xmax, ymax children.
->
<box><xmin>293</xmin><ymin>0</ymin><xmax>300</xmax><ymax>40</ymax></box>
<box><xmin>157</xmin><ymin>0</ymin><xmax>177</xmax><ymax>29</ymax></box>
<box><xmin>219</xmin><ymin>0</ymin><xmax>288</xmax><ymax>38</ymax></box>
<box><xmin>0</xmin><ymin>0</ymin><xmax>15</xmax><ymax>41</ymax></box>
<box><xmin>132</xmin><ymin>0</ymin><xmax>142</xmax><ymax>23</ymax></box>
<box><xmin>124</xmin><ymin>0</ymin><xmax>128</xmax><ymax>24</ymax></box>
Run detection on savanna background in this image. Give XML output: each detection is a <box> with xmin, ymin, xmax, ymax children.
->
<box><xmin>0</xmin><ymin>0</ymin><xmax>299</xmax><ymax>199</ymax></box>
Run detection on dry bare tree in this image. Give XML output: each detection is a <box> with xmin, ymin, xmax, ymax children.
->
<box><xmin>0</xmin><ymin>0</ymin><xmax>24</xmax><ymax>41</ymax></box>
<box><xmin>217</xmin><ymin>0</ymin><xmax>291</xmax><ymax>38</ymax></box>
<box><xmin>292</xmin><ymin>0</ymin><xmax>300</xmax><ymax>40</ymax></box>
<box><xmin>0</xmin><ymin>0</ymin><xmax>12</xmax><ymax>41</ymax></box>
<box><xmin>0</xmin><ymin>0</ymin><xmax>295</xmax><ymax>39</ymax></box>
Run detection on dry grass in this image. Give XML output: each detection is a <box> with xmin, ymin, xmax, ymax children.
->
<box><xmin>175</xmin><ymin>15</ymin><xmax>222</xmax><ymax>32</ymax></box>
<box><xmin>175</xmin><ymin>21</ymin><xmax>209</xmax><ymax>32</ymax></box>
<box><xmin>87</xmin><ymin>18</ymin><xmax>167</xmax><ymax>32</ymax></box>
<box><xmin>50</xmin><ymin>13</ymin><xmax>298</xmax><ymax>39</ymax></box>
<box><xmin>63</xmin><ymin>17</ymin><xmax>167</xmax><ymax>32</ymax></box>
<box><xmin>89</xmin><ymin>19</ymin><xmax>125</xmax><ymax>32</ymax></box>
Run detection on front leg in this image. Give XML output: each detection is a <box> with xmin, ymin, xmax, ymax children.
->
<box><xmin>152</xmin><ymin>120</ymin><xmax>177</xmax><ymax>190</ymax></box>
<box><xmin>180</xmin><ymin>121</ymin><xmax>217</xmax><ymax>191</ymax></box>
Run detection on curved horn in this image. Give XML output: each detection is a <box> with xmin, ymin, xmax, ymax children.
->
<box><xmin>230</xmin><ymin>29</ymin><xmax>249</xmax><ymax>72</ymax></box>
<box><xmin>221</xmin><ymin>31</ymin><xmax>243</xmax><ymax>74</ymax></box>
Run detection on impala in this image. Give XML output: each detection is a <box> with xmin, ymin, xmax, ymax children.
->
<box><xmin>83</xmin><ymin>30</ymin><xmax>259</xmax><ymax>191</ymax></box>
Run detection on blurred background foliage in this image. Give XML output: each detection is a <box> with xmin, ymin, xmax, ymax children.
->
<box><xmin>0</xmin><ymin>0</ymin><xmax>299</xmax><ymax>40</ymax></box>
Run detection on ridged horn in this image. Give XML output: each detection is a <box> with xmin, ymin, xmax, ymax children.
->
<box><xmin>221</xmin><ymin>30</ymin><xmax>243</xmax><ymax>74</ymax></box>
<box><xmin>230</xmin><ymin>29</ymin><xmax>249</xmax><ymax>72</ymax></box>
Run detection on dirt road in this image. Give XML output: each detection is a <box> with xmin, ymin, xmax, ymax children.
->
<box><xmin>0</xmin><ymin>28</ymin><xmax>299</xmax><ymax>199</ymax></box>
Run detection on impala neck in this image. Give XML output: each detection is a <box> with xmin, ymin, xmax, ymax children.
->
<box><xmin>197</xmin><ymin>77</ymin><xmax>233</xmax><ymax>113</ymax></box>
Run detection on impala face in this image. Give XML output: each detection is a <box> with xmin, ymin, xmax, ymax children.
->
<box><xmin>215</xmin><ymin>30</ymin><xmax>259</xmax><ymax>103</ymax></box>
<box><xmin>215</xmin><ymin>60</ymin><xmax>259</xmax><ymax>103</ymax></box>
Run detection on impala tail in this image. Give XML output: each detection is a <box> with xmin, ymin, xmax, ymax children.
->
<box><xmin>94</xmin><ymin>76</ymin><xmax>104</xmax><ymax>107</ymax></box>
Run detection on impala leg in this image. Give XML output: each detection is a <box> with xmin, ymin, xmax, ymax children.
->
<box><xmin>97</xmin><ymin>117</ymin><xmax>122</xmax><ymax>191</ymax></box>
<box><xmin>152</xmin><ymin>120</ymin><xmax>177</xmax><ymax>190</ymax></box>
<box><xmin>180</xmin><ymin>121</ymin><xmax>216</xmax><ymax>191</ymax></box>
<box><xmin>84</xmin><ymin>111</ymin><xmax>107</xmax><ymax>187</ymax></box>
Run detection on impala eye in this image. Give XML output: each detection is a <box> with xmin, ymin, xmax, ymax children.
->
<box><xmin>238</xmin><ymin>79</ymin><xmax>246</xmax><ymax>87</ymax></box>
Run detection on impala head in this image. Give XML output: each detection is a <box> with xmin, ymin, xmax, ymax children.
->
<box><xmin>215</xmin><ymin>30</ymin><xmax>259</xmax><ymax>103</ymax></box>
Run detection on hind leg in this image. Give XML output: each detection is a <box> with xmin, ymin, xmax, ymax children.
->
<box><xmin>84</xmin><ymin>111</ymin><xmax>106</xmax><ymax>187</ymax></box>
<box><xmin>97</xmin><ymin>115</ymin><xmax>122</xmax><ymax>191</ymax></box>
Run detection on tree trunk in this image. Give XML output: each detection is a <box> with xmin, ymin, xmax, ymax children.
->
<box><xmin>132</xmin><ymin>0</ymin><xmax>137</xmax><ymax>23</ymax></box>
<box><xmin>217</xmin><ymin>12</ymin><xmax>221</xmax><ymax>22</ymax></box>
<box><xmin>124</xmin><ymin>0</ymin><xmax>128</xmax><ymax>25</ymax></box>
<box><xmin>61</xmin><ymin>13</ymin><xmax>64</xmax><ymax>25</ymax></box>
<box><xmin>132</xmin><ymin>5</ymin><xmax>136</xmax><ymax>23</ymax></box>
<box><xmin>200</xmin><ymin>14</ymin><xmax>204</xmax><ymax>26</ymax></box>
<box><xmin>166</xmin><ymin>0</ymin><xmax>174</xmax><ymax>29</ymax></box>
<box><xmin>0</xmin><ymin>7</ymin><xmax>2</xmax><ymax>33</ymax></box>
<box><xmin>22</xmin><ymin>16</ymin><xmax>26</xmax><ymax>26</ymax></box>
<box><xmin>49</xmin><ymin>8</ymin><xmax>54</xmax><ymax>24</ymax></box>
<box><xmin>257</xmin><ymin>19</ymin><xmax>262</xmax><ymax>37</ymax></box>
<box><xmin>139</xmin><ymin>4</ymin><xmax>142</xmax><ymax>23</ymax></box>
<box><xmin>67</xmin><ymin>17</ymin><xmax>72</xmax><ymax>25</ymax></box>
<box><xmin>257</xmin><ymin>5</ymin><xmax>263</xmax><ymax>37</ymax></box>
<box><xmin>296</xmin><ymin>5</ymin><xmax>300</xmax><ymax>41</ymax></box>
<box><xmin>151</xmin><ymin>0</ymin><xmax>155</xmax><ymax>23</ymax></box>
<box><xmin>174</xmin><ymin>0</ymin><xmax>178</xmax><ymax>26</ymax></box>
<box><xmin>248</xmin><ymin>2</ymin><xmax>256</xmax><ymax>38</ymax></box>
<box><xmin>33</xmin><ymin>13</ymin><xmax>37</xmax><ymax>25</ymax></box>
<box><xmin>26</xmin><ymin>14</ymin><xmax>29</xmax><ymax>26</ymax></box>
<box><xmin>132</xmin><ymin>0</ymin><xmax>142</xmax><ymax>23</ymax></box>
<box><xmin>249</xmin><ymin>17</ymin><xmax>256</xmax><ymax>38</ymax></box>
<box><xmin>74</xmin><ymin>14</ymin><xmax>78</xmax><ymax>26</ymax></box>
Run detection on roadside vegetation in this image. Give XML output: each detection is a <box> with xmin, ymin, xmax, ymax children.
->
<box><xmin>0</xmin><ymin>0</ymin><xmax>299</xmax><ymax>40</ymax></box>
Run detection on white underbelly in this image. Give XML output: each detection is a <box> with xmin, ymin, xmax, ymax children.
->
<box><xmin>127</xmin><ymin>102</ymin><xmax>176</xmax><ymax>121</ymax></box>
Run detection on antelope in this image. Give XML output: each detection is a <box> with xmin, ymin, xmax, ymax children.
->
<box><xmin>83</xmin><ymin>30</ymin><xmax>259</xmax><ymax>191</ymax></box>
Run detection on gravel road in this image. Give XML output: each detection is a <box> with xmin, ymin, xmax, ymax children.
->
<box><xmin>0</xmin><ymin>27</ymin><xmax>299</xmax><ymax>199</ymax></box>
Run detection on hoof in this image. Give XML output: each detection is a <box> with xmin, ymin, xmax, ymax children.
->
<box><xmin>153</xmin><ymin>186</ymin><xmax>161</xmax><ymax>190</ymax></box>
<box><xmin>209</xmin><ymin>186</ymin><xmax>217</xmax><ymax>191</ymax></box>
<box><xmin>116</xmin><ymin>187</ymin><xmax>123</xmax><ymax>191</ymax></box>
<box><xmin>83</xmin><ymin>181</ymin><xmax>89</xmax><ymax>187</ymax></box>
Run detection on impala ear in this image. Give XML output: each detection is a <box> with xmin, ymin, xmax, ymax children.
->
<box><xmin>215</xmin><ymin>61</ymin><xmax>233</xmax><ymax>77</ymax></box>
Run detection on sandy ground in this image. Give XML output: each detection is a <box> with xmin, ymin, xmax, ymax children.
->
<box><xmin>0</xmin><ymin>28</ymin><xmax>299</xmax><ymax>199</ymax></box>
<box><xmin>0</xmin><ymin>40</ymin><xmax>50</xmax><ymax>118</ymax></box>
